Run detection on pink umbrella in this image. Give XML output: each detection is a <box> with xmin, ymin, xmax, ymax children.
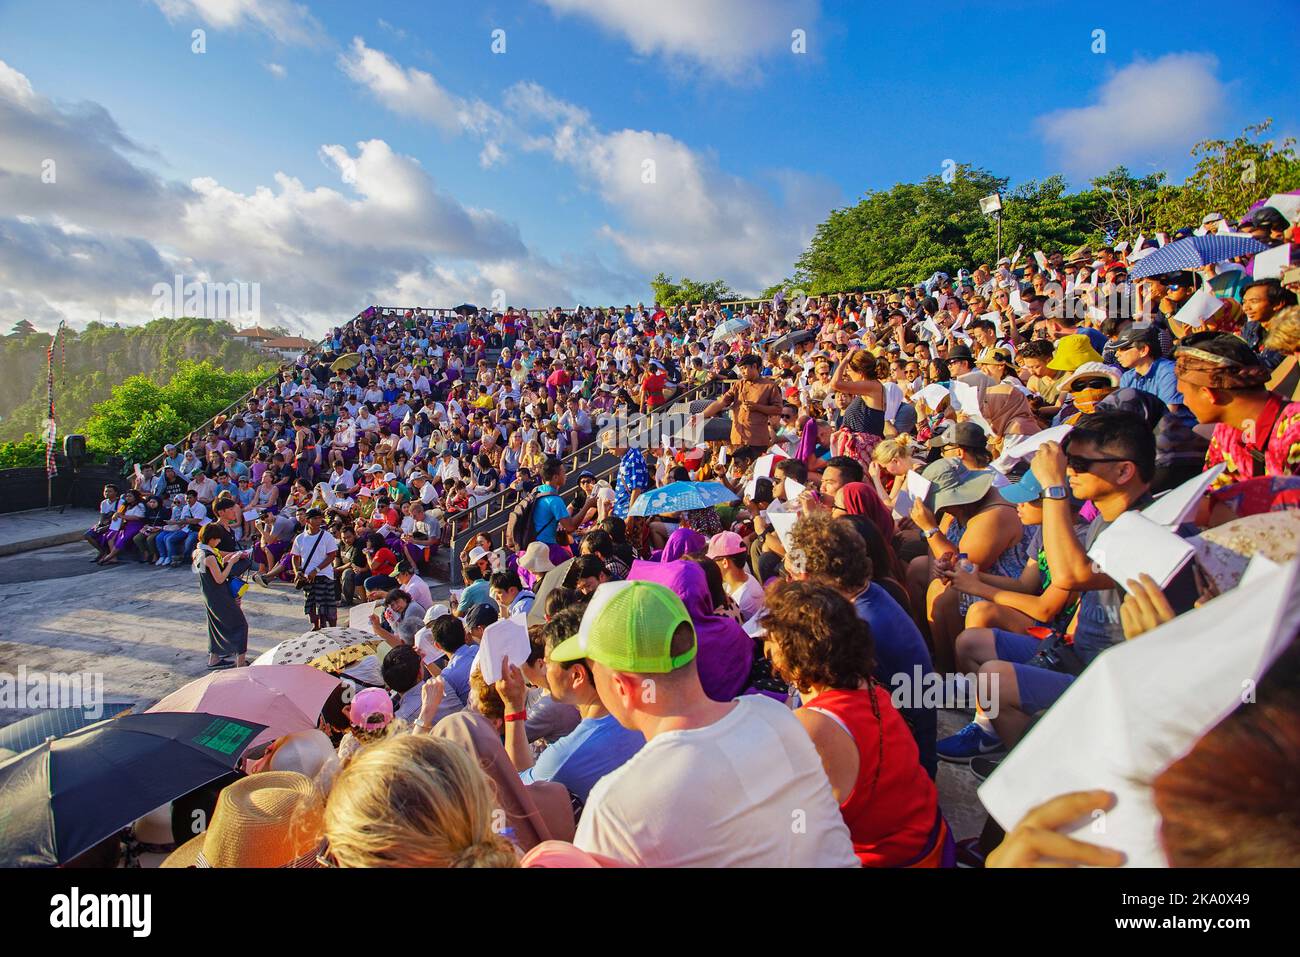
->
<box><xmin>148</xmin><ymin>665</ymin><xmax>340</xmax><ymax>749</ymax></box>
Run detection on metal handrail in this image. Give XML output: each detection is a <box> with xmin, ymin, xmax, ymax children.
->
<box><xmin>443</xmin><ymin>377</ymin><xmax>725</xmax><ymax>580</ymax></box>
<box><xmin>443</xmin><ymin>375</ymin><xmax>722</xmax><ymax>533</ymax></box>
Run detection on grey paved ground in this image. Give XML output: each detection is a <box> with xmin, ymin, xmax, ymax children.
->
<box><xmin>0</xmin><ymin>541</ymin><xmax>990</xmax><ymax>840</ymax></box>
<box><xmin>0</xmin><ymin>507</ymin><xmax>98</xmax><ymax>556</ymax></box>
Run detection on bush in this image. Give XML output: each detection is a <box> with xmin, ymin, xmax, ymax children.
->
<box><xmin>83</xmin><ymin>359</ymin><xmax>274</xmax><ymax>463</ymax></box>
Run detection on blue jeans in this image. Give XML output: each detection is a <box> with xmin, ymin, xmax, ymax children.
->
<box><xmin>158</xmin><ymin>529</ymin><xmax>196</xmax><ymax>561</ymax></box>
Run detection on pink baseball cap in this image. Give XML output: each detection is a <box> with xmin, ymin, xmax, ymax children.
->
<box><xmin>706</xmin><ymin>531</ymin><xmax>747</xmax><ymax>559</ymax></box>
<box><xmin>348</xmin><ymin>688</ymin><xmax>394</xmax><ymax>730</ymax></box>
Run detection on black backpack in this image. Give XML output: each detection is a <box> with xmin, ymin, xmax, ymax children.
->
<box><xmin>505</xmin><ymin>489</ymin><xmax>561</xmax><ymax>552</ymax></box>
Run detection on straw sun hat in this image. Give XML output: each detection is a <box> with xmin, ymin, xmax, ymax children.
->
<box><xmin>161</xmin><ymin>772</ymin><xmax>321</xmax><ymax>868</ymax></box>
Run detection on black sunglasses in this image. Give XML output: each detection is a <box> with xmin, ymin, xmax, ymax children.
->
<box><xmin>1069</xmin><ymin>377</ymin><xmax>1113</xmax><ymax>392</ymax></box>
<box><xmin>1065</xmin><ymin>453</ymin><xmax>1131</xmax><ymax>474</ymax></box>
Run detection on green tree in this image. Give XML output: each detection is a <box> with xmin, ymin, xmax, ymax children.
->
<box><xmin>82</xmin><ymin>359</ymin><xmax>270</xmax><ymax>464</ymax></box>
<box><xmin>0</xmin><ymin>317</ymin><xmax>275</xmax><ymax>443</ymax></box>
<box><xmin>1086</xmin><ymin>166</ymin><xmax>1168</xmax><ymax>242</ymax></box>
<box><xmin>1155</xmin><ymin>120</ymin><xmax>1300</xmax><ymax>230</ymax></box>
<box><xmin>650</xmin><ymin>274</ymin><xmax>736</xmax><ymax>307</ymax></box>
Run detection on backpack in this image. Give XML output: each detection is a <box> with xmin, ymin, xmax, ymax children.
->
<box><xmin>505</xmin><ymin>489</ymin><xmax>561</xmax><ymax>552</ymax></box>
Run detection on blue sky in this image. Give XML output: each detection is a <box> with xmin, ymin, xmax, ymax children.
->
<box><xmin>1</xmin><ymin>0</ymin><xmax>1296</xmax><ymax>333</ymax></box>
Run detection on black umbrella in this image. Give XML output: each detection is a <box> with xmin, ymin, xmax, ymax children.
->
<box><xmin>701</xmin><ymin>416</ymin><xmax>733</xmax><ymax>442</ymax></box>
<box><xmin>0</xmin><ymin>711</ymin><xmax>265</xmax><ymax>867</ymax></box>
<box><xmin>452</xmin><ymin>303</ymin><xmax>479</xmax><ymax>316</ymax></box>
<box><xmin>0</xmin><ymin>702</ymin><xmax>135</xmax><ymax>755</ymax></box>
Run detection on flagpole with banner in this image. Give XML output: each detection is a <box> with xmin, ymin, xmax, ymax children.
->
<box><xmin>44</xmin><ymin>330</ymin><xmax>58</xmax><ymax>509</ymax></box>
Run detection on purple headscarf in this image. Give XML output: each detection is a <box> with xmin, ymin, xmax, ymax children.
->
<box><xmin>794</xmin><ymin>416</ymin><xmax>819</xmax><ymax>463</ymax></box>
<box><xmin>659</xmin><ymin>527</ymin><xmax>705</xmax><ymax>563</ymax></box>
<box><xmin>628</xmin><ymin>559</ymin><xmax>753</xmax><ymax>703</ymax></box>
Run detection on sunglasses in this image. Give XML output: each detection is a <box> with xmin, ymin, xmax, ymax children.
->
<box><xmin>1066</xmin><ymin>453</ymin><xmax>1131</xmax><ymax>474</ymax></box>
<box><xmin>1069</xmin><ymin>378</ymin><xmax>1113</xmax><ymax>392</ymax></box>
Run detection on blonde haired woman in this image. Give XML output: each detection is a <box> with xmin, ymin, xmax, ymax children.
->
<box><xmin>321</xmin><ymin>735</ymin><xmax>518</xmax><ymax>868</ymax></box>
<box><xmin>520</xmin><ymin>437</ymin><xmax>546</xmax><ymax>474</ymax></box>
<box><xmin>868</xmin><ymin>437</ymin><xmax>924</xmax><ymax>510</ymax></box>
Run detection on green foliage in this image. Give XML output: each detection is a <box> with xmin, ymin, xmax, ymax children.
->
<box><xmin>650</xmin><ymin>273</ymin><xmax>736</xmax><ymax>307</ymax></box>
<box><xmin>1155</xmin><ymin>119</ymin><xmax>1300</xmax><ymax>230</ymax></box>
<box><xmin>0</xmin><ymin>434</ymin><xmax>46</xmax><ymax>469</ymax></box>
<box><xmin>83</xmin><ymin>360</ymin><xmax>271</xmax><ymax>464</ymax></box>
<box><xmin>678</xmin><ymin>122</ymin><xmax>1299</xmax><ymax>301</ymax></box>
<box><xmin>0</xmin><ymin>317</ymin><xmax>275</xmax><ymax>445</ymax></box>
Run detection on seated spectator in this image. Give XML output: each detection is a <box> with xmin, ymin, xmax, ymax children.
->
<box><xmin>322</xmin><ymin>735</ymin><xmax>518</xmax><ymax>868</ymax></box>
<box><xmin>784</xmin><ymin>511</ymin><xmax>937</xmax><ymax>777</ymax></box>
<box><xmin>494</xmin><ymin>606</ymin><xmax>646</xmax><ymax>805</ymax></box>
<box><xmin>762</xmin><ymin>579</ymin><xmax>947</xmax><ymax>866</ymax></box>
<box><xmin>552</xmin><ymin>580</ymin><xmax>858</xmax><ymax>867</ymax></box>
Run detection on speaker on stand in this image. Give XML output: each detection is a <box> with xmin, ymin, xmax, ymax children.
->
<box><xmin>59</xmin><ymin>434</ymin><xmax>86</xmax><ymax>514</ymax></box>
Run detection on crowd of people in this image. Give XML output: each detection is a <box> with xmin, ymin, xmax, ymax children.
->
<box><xmin>76</xmin><ymin>196</ymin><xmax>1300</xmax><ymax>868</ymax></box>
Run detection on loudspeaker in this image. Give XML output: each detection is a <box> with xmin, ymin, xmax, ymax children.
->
<box><xmin>63</xmin><ymin>433</ymin><xmax>86</xmax><ymax>463</ymax></box>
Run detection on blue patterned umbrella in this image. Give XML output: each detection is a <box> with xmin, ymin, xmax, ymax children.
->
<box><xmin>627</xmin><ymin>481</ymin><xmax>738</xmax><ymax>517</ymax></box>
<box><xmin>1129</xmin><ymin>234</ymin><xmax>1268</xmax><ymax>279</ymax></box>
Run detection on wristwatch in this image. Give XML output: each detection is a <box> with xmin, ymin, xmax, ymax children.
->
<box><xmin>922</xmin><ymin>526</ymin><xmax>942</xmax><ymax>539</ymax></box>
<box><xmin>1042</xmin><ymin>485</ymin><xmax>1069</xmax><ymax>500</ymax></box>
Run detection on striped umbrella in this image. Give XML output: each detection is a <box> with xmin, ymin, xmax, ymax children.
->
<box><xmin>1129</xmin><ymin>234</ymin><xmax>1268</xmax><ymax>279</ymax></box>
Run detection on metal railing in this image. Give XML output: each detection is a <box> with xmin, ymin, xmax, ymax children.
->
<box><xmin>444</xmin><ymin>377</ymin><xmax>726</xmax><ymax>583</ymax></box>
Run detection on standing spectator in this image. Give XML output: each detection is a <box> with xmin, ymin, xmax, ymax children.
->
<box><xmin>291</xmin><ymin>508</ymin><xmax>339</xmax><ymax>630</ymax></box>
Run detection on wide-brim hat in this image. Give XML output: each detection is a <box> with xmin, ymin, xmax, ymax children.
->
<box><xmin>921</xmin><ymin>458</ymin><xmax>995</xmax><ymax>514</ymax></box>
<box><xmin>520</xmin><ymin>541</ymin><xmax>556</xmax><ymax>573</ymax></box>
<box><xmin>161</xmin><ymin>772</ymin><xmax>319</xmax><ymax>868</ymax></box>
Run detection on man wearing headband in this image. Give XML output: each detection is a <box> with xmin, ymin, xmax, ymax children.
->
<box><xmin>1175</xmin><ymin>333</ymin><xmax>1300</xmax><ymax>488</ymax></box>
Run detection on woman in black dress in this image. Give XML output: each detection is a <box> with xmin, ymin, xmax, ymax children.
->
<box><xmin>193</xmin><ymin>522</ymin><xmax>249</xmax><ymax>668</ymax></box>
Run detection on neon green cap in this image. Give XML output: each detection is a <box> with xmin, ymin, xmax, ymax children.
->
<box><xmin>548</xmin><ymin>581</ymin><xmax>697</xmax><ymax>673</ymax></box>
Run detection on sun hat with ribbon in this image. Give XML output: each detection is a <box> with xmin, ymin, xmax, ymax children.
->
<box><xmin>160</xmin><ymin>772</ymin><xmax>320</xmax><ymax>868</ymax></box>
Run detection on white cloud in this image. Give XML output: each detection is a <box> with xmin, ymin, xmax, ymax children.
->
<box><xmin>504</xmin><ymin>79</ymin><xmax>839</xmax><ymax>292</ymax></box>
<box><xmin>266</xmin><ymin>62</ymin><xmax>287</xmax><ymax>78</ymax></box>
<box><xmin>339</xmin><ymin>37</ymin><xmax>501</xmax><ymax>138</ymax></box>
<box><xmin>338</xmin><ymin>46</ymin><xmax>838</xmax><ymax>293</ymax></box>
<box><xmin>151</xmin><ymin>0</ymin><xmax>327</xmax><ymax>46</ymax></box>
<box><xmin>1037</xmin><ymin>53</ymin><xmax>1228</xmax><ymax>178</ymax></box>
<box><xmin>0</xmin><ymin>59</ymin><xmax>619</xmax><ymax>334</ymax></box>
<box><xmin>537</xmin><ymin>0</ymin><xmax>820</xmax><ymax>78</ymax></box>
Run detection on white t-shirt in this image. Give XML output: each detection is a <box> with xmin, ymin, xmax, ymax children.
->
<box><xmin>401</xmin><ymin>574</ymin><xmax>433</xmax><ymax>610</ymax></box>
<box><xmin>726</xmin><ymin>574</ymin><xmax>766</xmax><ymax>621</ymax></box>
<box><xmin>291</xmin><ymin>529</ymin><xmax>338</xmax><ymax>579</ymax></box>
<box><xmin>575</xmin><ymin>694</ymin><xmax>858</xmax><ymax>867</ymax></box>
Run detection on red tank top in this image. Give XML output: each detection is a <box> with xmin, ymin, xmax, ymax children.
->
<box><xmin>805</xmin><ymin>685</ymin><xmax>939</xmax><ymax>867</ymax></box>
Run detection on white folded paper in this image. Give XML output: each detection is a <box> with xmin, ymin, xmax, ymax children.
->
<box><xmin>782</xmin><ymin>478</ymin><xmax>806</xmax><ymax>502</ymax></box>
<box><xmin>476</xmin><ymin>613</ymin><xmax>532</xmax><ymax>685</ymax></box>
<box><xmin>1141</xmin><ymin>463</ymin><xmax>1225</xmax><ymax>528</ymax></box>
<box><xmin>1171</xmin><ymin>287</ymin><xmax>1224</xmax><ymax>330</ymax></box>
<box><xmin>979</xmin><ymin>557</ymin><xmax>1300</xmax><ymax>867</ymax></box>
<box><xmin>766</xmin><ymin>510</ymin><xmax>798</xmax><ymax>551</ymax></box>
<box><xmin>951</xmin><ymin>380</ymin><xmax>982</xmax><ymax>415</ymax></box>
<box><xmin>1251</xmin><ymin>243</ymin><xmax>1291</xmax><ymax>281</ymax></box>
<box><xmin>991</xmin><ymin>423</ymin><xmax>1074</xmax><ymax>473</ymax></box>
<box><xmin>914</xmin><ymin>383</ymin><xmax>951</xmax><ymax>411</ymax></box>
<box><xmin>1087</xmin><ymin>512</ymin><xmax>1194</xmax><ymax>588</ymax></box>
<box><xmin>894</xmin><ymin>469</ymin><xmax>933</xmax><ymax>519</ymax></box>
<box><xmin>349</xmin><ymin>600</ymin><xmax>379</xmax><ymax>632</ymax></box>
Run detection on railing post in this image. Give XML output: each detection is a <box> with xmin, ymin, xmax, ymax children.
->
<box><xmin>449</xmin><ymin>522</ymin><xmax>461</xmax><ymax>587</ymax></box>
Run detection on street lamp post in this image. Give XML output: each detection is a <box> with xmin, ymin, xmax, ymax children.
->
<box><xmin>979</xmin><ymin>192</ymin><xmax>1004</xmax><ymax>262</ymax></box>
